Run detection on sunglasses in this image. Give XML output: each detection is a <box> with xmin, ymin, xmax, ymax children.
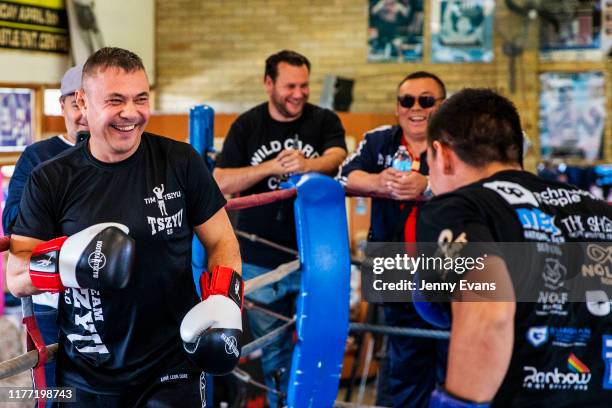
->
<box><xmin>397</xmin><ymin>95</ymin><xmax>441</xmax><ymax>109</ymax></box>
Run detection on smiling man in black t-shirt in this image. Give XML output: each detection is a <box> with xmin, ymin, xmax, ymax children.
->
<box><xmin>6</xmin><ymin>47</ymin><xmax>241</xmax><ymax>407</ymax></box>
<box><xmin>214</xmin><ymin>50</ymin><xmax>347</xmax><ymax>406</ymax></box>
<box><xmin>415</xmin><ymin>88</ymin><xmax>612</xmax><ymax>407</ymax></box>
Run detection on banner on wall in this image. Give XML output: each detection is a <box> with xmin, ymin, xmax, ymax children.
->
<box><xmin>539</xmin><ymin>71</ymin><xmax>605</xmax><ymax>161</ymax></box>
<box><xmin>368</xmin><ymin>0</ymin><xmax>424</xmax><ymax>62</ymax></box>
<box><xmin>430</xmin><ymin>0</ymin><xmax>494</xmax><ymax>63</ymax></box>
<box><xmin>0</xmin><ymin>0</ymin><xmax>68</xmax><ymax>53</ymax></box>
<box><xmin>539</xmin><ymin>1</ymin><xmax>604</xmax><ymax>61</ymax></box>
<box><xmin>0</xmin><ymin>88</ymin><xmax>33</xmax><ymax>151</ymax></box>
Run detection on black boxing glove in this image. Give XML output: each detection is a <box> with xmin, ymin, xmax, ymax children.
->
<box><xmin>180</xmin><ymin>265</ymin><xmax>243</xmax><ymax>375</ymax></box>
<box><xmin>29</xmin><ymin>223</ymin><xmax>135</xmax><ymax>292</ymax></box>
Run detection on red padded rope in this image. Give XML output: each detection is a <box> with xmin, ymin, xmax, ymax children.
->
<box><xmin>225</xmin><ymin>188</ymin><xmax>297</xmax><ymax>211</ymax></box>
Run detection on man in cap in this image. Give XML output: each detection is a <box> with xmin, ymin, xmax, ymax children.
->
<box><xmin>2</xmin><ymin>64</ymin><xmax>88</xmax><ymax>394</ymax></box>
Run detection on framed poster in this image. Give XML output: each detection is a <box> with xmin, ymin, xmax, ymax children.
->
<box><xmin>368</xmin><ymin>0</ymin><xmax>424</xmax><ymax>62</ymax></box>
<box><xmin>539</xmin><ymin>1</ymin><xmax>603</xmax><ymax>61</ymax></box>
<box><xmin>0</xmin><ymin>88</ymin><xmax>33</xmax><ymax>151</ymax></box>
<box><xmin>430</xmin><ymin>0</ymin><xmax>495</xmax><ymax>63</ymax></box>
<box><xmin>539</xmin><ymin>71</ymin><xmax>605</xmax><ymax>161</ymax></box>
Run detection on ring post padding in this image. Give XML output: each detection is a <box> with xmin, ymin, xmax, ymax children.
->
<box><xmin>189</xmin><ymin>104</ymin><xmax>215</xmax><ymax>295</ymax></box>
<box><xmin>287</xmin><ymin>173</ymin><xmax>350</xmax><ymax>407</ymax></box>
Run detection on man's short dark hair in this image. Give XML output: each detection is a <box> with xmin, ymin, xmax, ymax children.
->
<box><xmin>265</xmin><ymin>50</ymin><xmax>311</xmax><ymax>82</ymax></box>
<box><xmin>398</xmin><ymin>71</ymin><xmax>446</xmax><ymax>99</ymax></box>
<box><xmin>428</xmin><ymin>88</ymin><xmax>523</xmax><ymax>167</ymax></box>
<box><xmin>83</xmin><ymin>47</ymin><xmax>145</xmax><ymax>79</ymax></box>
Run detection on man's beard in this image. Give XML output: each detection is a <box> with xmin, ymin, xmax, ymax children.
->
<box><xmin>271</xmin><ymin>91</ymin><xmax>305</xmax><ymax>120</ymax></box>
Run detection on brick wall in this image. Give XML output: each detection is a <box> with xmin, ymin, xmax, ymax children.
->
<box><xmin>156</xmin><ymin>0</ymin><xmax>611</xmax><ymax>164</ymax></box>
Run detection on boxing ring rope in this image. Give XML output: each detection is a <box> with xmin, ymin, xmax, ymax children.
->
<box><xmin>0</xmin><ymin>344</ymin><xmax>58</xmax><ymax>381</ymax></box>
<box><xmin>349</xmin><ymin>323</ymin><xmax>449</xmax><ymax>340</ymax></box>
<box><xmin>243</xmin><ymin>259</ymin><xmax>301</xmax><ymax>294</ymax></box>
<box><xmin>235</xmin><ymin>229</ymin><xmax>298</xmax><ymax>256</ymax></box>
<box><xmin>225</xmin><ymin>188</ymin><xmax>297</xmax><ymax>211</ymax></box>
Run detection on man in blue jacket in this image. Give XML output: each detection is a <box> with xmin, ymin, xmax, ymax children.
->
<box><xmin>2</xmin><ymin>64</ymin><xmax>88</xmax><ymax>392</ymax></box>
<box><xmin>339</xmin><ymin>71</ymin><xmax>446</xmax><ymax>407</ymax></box>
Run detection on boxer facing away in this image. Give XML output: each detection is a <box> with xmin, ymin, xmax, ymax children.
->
<box><xmin>415</xmin><ymin>88</ymin><xmax>612</xmax><ymax>407</ymax></box>
<box><xmin>7</xmin><ymin>47</ymin><xmax>242</xmax><ymax>407</ymax></box>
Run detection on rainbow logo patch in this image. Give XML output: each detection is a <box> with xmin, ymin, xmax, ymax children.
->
<box><xmin>567</xmin><ymin>353</ymin><xmax>590</xmax><ymax>373</ymax></box>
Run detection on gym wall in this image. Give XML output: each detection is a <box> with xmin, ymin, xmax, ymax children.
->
<box><xmin>155</xmin><ymin>0</ymin><xmax>612</xmax><ymax>167</ymax></box>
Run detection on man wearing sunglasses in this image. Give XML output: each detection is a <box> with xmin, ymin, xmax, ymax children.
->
<box><xmin>338</xmin><ymin>71</ymin><xmax>446</xmax><ymax>407</ymax></box>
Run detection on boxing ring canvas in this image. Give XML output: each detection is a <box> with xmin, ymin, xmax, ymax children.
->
<box><xmin>538</xmin><ymin>71</ymin><xmax>605</xmax><ymax>161</ymax></box>
<box><xmin>0</xmin><ymin>88</ymin><xmax>33</xmax><ymax>152</ymax></box>
<box><xmin>430</xmin><ymin>0</ymin><xmax>494</xmax><ymax>63</ymax></box>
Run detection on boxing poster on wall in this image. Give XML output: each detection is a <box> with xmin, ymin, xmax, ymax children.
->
<box><xmin>539</xmin><ymin>0</ymin><xmax>603</xmax><ymax>61</ymax></box>
<box><xmin>368</xmin><ymin>0</ymin><xmax>424</xmax><ymax>62</ymax></box>
<box><xmin>539</xmin><ymin>71</ymin><xmax>605</xmax><ymax>161</ymax></box>
<box><xmin>430</xmin><ymin>0</ymin><xmax>494</xmax><ymax>63</ymax></box>
<box><xmin>0</xmin><ymin>88</ymin><xmax>33</xmax><ymax>151</ymax></box>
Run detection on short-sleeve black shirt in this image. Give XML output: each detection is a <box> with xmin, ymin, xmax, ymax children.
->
<box><xmin>13</xmin><ymin>133</ymin><xmax>226</xmax><ymax>392</ymax></box>
<box><xmin>417</xmin><ymin>170</ymin><xmax>612</xmax><ymax>407</ymax></box>
<box><xmin>216</xmin><ymin>102</ymin><xmax>346</xmax><ymax>268</ymax></box>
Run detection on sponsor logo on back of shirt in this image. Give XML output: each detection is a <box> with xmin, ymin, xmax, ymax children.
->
<box><xmin>534</xmin><ymin>187</ymin><xmax>595</xmax><ymax>208</ymax></box>
<box><xmin>522</xmin><ymin>353</ymin><xmax>591</xmax><ymax>391</ymax></box>
<box><xmin>527</xmin><ymin>326</ymin><xmax>591</xmax><ymax>348</ymax></box>
<box><xmin>536</xmin><ymin>290</ymin><xmax>569</xmax><ymax>316</ymax></box>
<box><xmin>585</xmin><ymin>290</ymin><xmax>611</xmax><ymax>317</ymax></box>
<box><xmin>516</xmin><ymin>208</ymin><xmax>564</xmax><ymax>243</ymax></box>
<box><xmin>484</xmin><ymin>181</ymin><xmax>539</xmax><ymax>207</ymax></box>
<box><xmin>559</xmin><ymin>215</ymin><xmax>612</xmax><ymax>240</ymax></box>
<box><xmin>581</xmin><ymin>244</ymin><xmax>612</xmax><ymax>287</ymax></box>
<box><xmin>542</xmin><ymin>258</ymin><xmax>567</xmax><ymax>290</ymax></box>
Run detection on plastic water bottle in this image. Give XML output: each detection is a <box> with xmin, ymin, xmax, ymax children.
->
<box><xmin>392</xmin><ymin>146</ymin><xmax>412</xmax><ymax>172</ymax></box>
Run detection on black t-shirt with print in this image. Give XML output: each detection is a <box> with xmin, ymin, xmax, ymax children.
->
<box><xmin>13</xmin><ymin>133</ymin><xmax>226</xmax><ymax>393</ymax></box>
<box><xmin>417</xmin><ymin>170</ymin><xmax>612</xmax><ymax>407</ymax></box>
<box><xmin>216</xmin><ymin>102</ymin><xmax>346</xmax><ymax>268</ymax></box>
